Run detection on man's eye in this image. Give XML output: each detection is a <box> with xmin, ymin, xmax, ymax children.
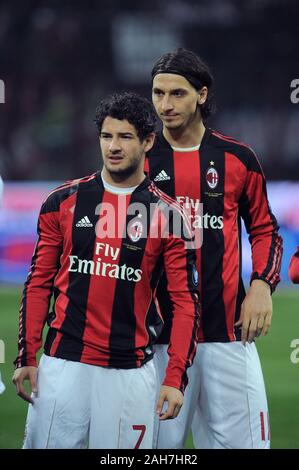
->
<box><xmin>154</xmin><ymin>91</ymin><xmax>163</xmax><ymax>96</ymax></box>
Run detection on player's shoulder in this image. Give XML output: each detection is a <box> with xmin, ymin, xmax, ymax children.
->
<box><xmin>209</xmin><ymin>129</ymin><xmax>259</xmax><ymax>167</ymax></box>
<box><xmin>41</xmin><ymin>173</ymin><xmax>98</xmax><ymax>213</ymax></box>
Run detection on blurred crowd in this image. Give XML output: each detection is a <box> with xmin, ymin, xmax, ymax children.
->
<box><xmin>0</xmin><ymin>0</ymin><xmax>298</xmax><ymax>181</ymax></box>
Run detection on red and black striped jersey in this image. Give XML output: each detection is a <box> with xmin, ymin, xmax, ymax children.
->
<box><xmin>289</xmin><ymin>247</ymin><xmax>299</xmax><ymax>284</ymax></box>
<box><xmin>145</xmin><ymin>128</ymin><xmax>283</xmax><ymax>343</ymax></box>
<box><xmin>14</xmin><ymin>173</ymin><xmax>199</xmax><ymax>393</ymax></box>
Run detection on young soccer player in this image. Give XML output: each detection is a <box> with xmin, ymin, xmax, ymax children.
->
<box><xmin>13</xmin><ymin>92</ymin><xmax>199</xmax><ymax>449</ymax></box>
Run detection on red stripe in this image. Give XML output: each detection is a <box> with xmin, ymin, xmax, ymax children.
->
<box><xmin>50</xmin><ymin>192</ymin><xmax>77</xmax><ymax>332</ymax></box>
<box><xmin>260</xmin><ymin>411</ymin><xmax>266</xmax><ymax>441</ymax></box>
<box><xmin>144</xmin><ymin>158</ymin><xmax>149</xmax><ymax>174</ymax></box>
<box><xmin>172</xmin><ymin>150</ymin><xmax>202</xmax><ymax>339</ymax></box>
<box><xmin>245</xmin><ymin>172</ymin><xmax>276</xmax><ymax>278</ymax></box>
<box><xmin>222</xmin><ymin>153</ymin><xmax>247</xmax><ymax>340</ymax></box>
<box><xmin>81</xmin><ymin>191</ymin><xmax>130</xmax><ymax>365</ymax></box>
<box><xmin>50</xmin><ymin>331</ymin><xmax>63</xmax><ymax>356</ymax></box>
<box><xmin>134</xmin><ymin>206</ymin><xmax>162</xmax><ymax>352</ymax></box>
<box><xmin>161</xmin><ymin>216</ymin><xmax>199</xmax><ymax>385</ymax></box>
<box><xmin>23</xmin><ymin>211</ymin><xmax>63</xmax><ymax>364</ymax></box>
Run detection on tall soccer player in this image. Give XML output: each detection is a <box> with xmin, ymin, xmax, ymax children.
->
<box><xmin>12</xmin><ymin>92</ymin><xmax>199</xmax><ymax>449</ymax></box>
<box><xmin>145</xmin><ymin>49</ymin><xmax>283</xmax><ymax>449</ymax></box>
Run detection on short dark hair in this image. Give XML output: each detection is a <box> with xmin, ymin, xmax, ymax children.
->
<box><xmin>151</xmin><ymin>48</ymin><xmax>216</xmax><ymax>120</ymax></box>
<box><xmin>94</xmin><ymin>92</ymin><xmax>156</xmax><ymax>141</ymax></box>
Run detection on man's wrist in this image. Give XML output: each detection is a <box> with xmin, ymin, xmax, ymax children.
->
<box><xmin>250</xmin><ymin>279</ymin><xmax>271</xmax><ymax>293</ymax></box>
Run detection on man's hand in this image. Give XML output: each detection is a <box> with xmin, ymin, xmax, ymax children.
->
<box><xmin>235</xmin><ymin>279</ymin><xmax>272</xmax><ymax>344</ymax></box>
<box><xmin>12</xmin><ymin>366</ymin><xmax>38</xmax><ymax>404</ymax></box>
<box><xmin>156</xmin><ymin>385</ymin><xmax>183</xmax><ymax>421</ymax></box>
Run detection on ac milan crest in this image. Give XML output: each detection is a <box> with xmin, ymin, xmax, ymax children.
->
<box><xmin>206</xmin><ymin>167</ymin><xmax>219</xmax><ymax>189</ymax></box>
<box><xmin>128</xmin><ymin>219</ymin><xmax>143</xmax><ymax>242</ymax></box>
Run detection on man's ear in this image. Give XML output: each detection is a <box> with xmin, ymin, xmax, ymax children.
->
<box><xmin>144</xmin><ymin>133</ymin><xmax>156</xmax><ymax>153</ymax></box>
<box><xmin>198</xmin><ymin>86</ymin><xmax>208</xmax><ymax>106</ymax></box>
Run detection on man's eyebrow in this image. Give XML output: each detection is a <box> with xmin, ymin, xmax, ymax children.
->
<box><xmin>100</xmin><ymin>131</ymin><xmax>134</xmax><ymax>136</ymax></box>
<box><xmin>171</xmin><ymin>88</ymin><xmax>187</xmax><ymax>93</ymax></box>
<box><xmin>153</xmin><ymin>87</ymin><xmax>187</xmax><ymax>93</ymax></box>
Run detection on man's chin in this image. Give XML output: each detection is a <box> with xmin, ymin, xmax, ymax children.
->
<box><xmin>162</xmin><ymin>120</ymin><xmax>182</xmax><ymax>130</ymax></box>
<box><xmin>106</xmin><ymin>165</ymin><xmax>136</xmax><ymax>178</ymax></box>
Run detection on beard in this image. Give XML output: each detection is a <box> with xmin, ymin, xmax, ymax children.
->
<box><xmin>105</xmin><ymin>156</ymin><xmax>140</xmax><ymax>180</ymax></box>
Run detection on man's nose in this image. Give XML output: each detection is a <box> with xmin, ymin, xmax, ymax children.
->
<box><xmin>161</xmin><ymin>95</ymin><xmax>174</xmax><ymax>113</ymax></box>
<box><xmin>109</xmin><ymin>138</ymin><xmax>122</xmax><ymax>153</ymax></box>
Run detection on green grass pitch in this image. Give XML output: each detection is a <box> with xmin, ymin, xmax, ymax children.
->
<box><xmin>0</xmin><ymin>286</ymin><xmax>298</xmax><ymax>449</ymax></box>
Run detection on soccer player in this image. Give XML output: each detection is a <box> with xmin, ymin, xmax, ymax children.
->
<box><xmin>145</xmin><ymin>48</ymin><xmax>283</xmax><ymax>449</ymax></box>
<box><xmin>289</xmin><ymin>247</ymin><xmax>299</xmax><ymax>283</ymax></box>
<box><xmin>12</xmin><ymin>92</ymin><xmax>199</xmax><ymax>449</ymax></box>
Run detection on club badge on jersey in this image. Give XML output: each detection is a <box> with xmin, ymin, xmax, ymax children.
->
<box><xmin>206</xmin><ymin>166</ymin><xmax>219</xmax><ymax>190</ymax></box>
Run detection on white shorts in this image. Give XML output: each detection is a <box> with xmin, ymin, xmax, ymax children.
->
<box><xmin>23</xmin><ymin>354</ymin><xmax>157</xmax><ymax>449</ymax></box>
<box><xmin>153</xmin><ymin>342</ymin><xmax>270</xmax><ymax>449</ymax></box>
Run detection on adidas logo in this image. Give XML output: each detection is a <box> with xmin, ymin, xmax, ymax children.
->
<box><xmin>154</xmin><ymin>170</ymin><xmax>171</xmax><ymax>181</ymax></box>
<box><xmin>76</xmin><ymin>216</ymin><xmax>93</xmax><ymax>228</ymax></box>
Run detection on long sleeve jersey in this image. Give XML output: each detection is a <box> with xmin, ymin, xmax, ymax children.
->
<box><xmin>14</xmin><ymin>173</ymin><xmax>199</xmax><ymax>392</ymax></box>
<box><xmin>145</xmin><ymin>128</ymin><xmax>283</xmax><ymax>343</ymax></box>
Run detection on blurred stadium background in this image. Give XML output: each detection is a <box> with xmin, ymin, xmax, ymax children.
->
<box><xmin>0</xmin><ymin>0</ymin><xmax>298</xmax><ymax>449</ymax></box>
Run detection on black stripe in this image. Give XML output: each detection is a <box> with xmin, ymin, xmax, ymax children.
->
<box><xmin>234</xmin><ymin>215</ymin><xmax>245</xmax><ymax>341</ymax></box>
<box><xmin>147</xmin><ymin>136</ymin><xmax>176</xmax><ymax>344</ymax></box>
<box><xmin>44</xmin><ymin>327</ymin><xmax>58</xmax><ymax>354</ymax></box>
<box><xmin>147</xmin><ymin>133</ymin><xmax>176</xmax><ymax>198</ymax></box>
<box><xmin>40</xmin><ymin>184</ymin><xmax>78</xmax><ymax>214</ymax></box>
<box><xmin>155</xmin><ymin>261</ymin><xmax>174</xmax><ymax>344</ymax></box>
<box><xmin>267</xmin><ymin>235</ymin><xmax>283</xmax><ymax>287</ymax></box>
<box><xmin>55</xmin><ymin>179</ymin><xmax>103</xmax><ymax>362</ymax></box>
<box><xmin>181</xmin><ymin>248</ymin><xmax>200</xmax><ymax>392</ymax></box>
<box><xmin>200</xmin><ymin>145</ymin><xmax>229</xmax><ymax>341</ymax></box>
<box><xmin>108</xmin><ymin>188</ymin><xmax>157</xmax><ymax>367</ymax></box>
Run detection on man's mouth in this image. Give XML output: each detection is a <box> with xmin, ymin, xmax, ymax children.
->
<box><xmin>162</xmin><ymin>114</ymin><xmax>179</xmax><ymax>119</ymax></box>
<box><xmin>108</xmin><ymin>155</ymin><xmax>123</xmax><ymax>163</ymax></box>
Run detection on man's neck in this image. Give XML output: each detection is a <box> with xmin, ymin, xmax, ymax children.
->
<box><xmin>163</xmin><ymin>119</ymin><xmax>206</xmax><ymax>149</ymax></box>
<box><xmin>101</xmin><ymin>167</ymin><xmax>145</xmax><ymax>189</ymax></box>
